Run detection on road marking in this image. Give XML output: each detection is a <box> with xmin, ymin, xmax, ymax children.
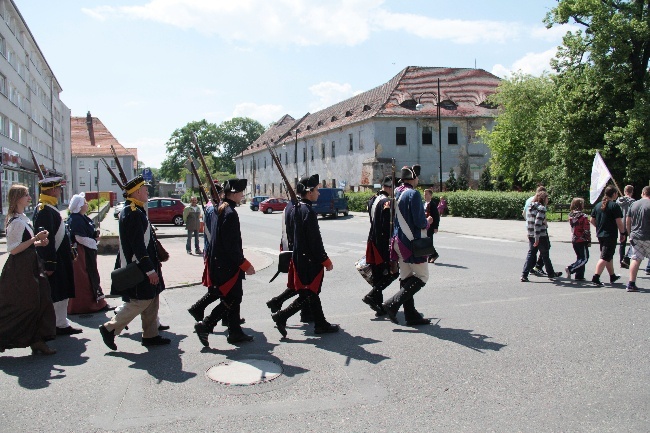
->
<box><xmin>459</xmin><ymin>235</ymin><xmax>516</xmax><ymax>243</ymax></box>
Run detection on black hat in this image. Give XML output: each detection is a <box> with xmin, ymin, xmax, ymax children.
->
<box><xmin>412</xmin><ymin>164</ymin><xmax>421</xmax><ymax>177</ymax></box>
<box><xmin>297</xmin><ymin>174</ymin><xmax>319</xmax><ymax>194</ymax></box>
<box><xmin>381</xmin><ymin>176</ymin><xmax>393</xmax><ymax>187</ymax></box>
<box><xmin>38</xmin><ymin>176</ymin><xmax>63</xmax><ymax>191</ymax></box>
<box><xmin>213</xmin><ymin>181</ymin><xmax>223</xmax><ymax>193</ymax></box>
<box><xmin>223</xmin><ymin>178</ymin><xmax>247</xmax><ymax>193</ymax></box>
<box><xmin>400</xmin><ymin>166</ymin><xmax>417</xmax><ymax>180</ymax></box>
<box><xmin>124</xmin><ymin>174</ymin><xmax>147</xmax><ymax>196</ymax></box>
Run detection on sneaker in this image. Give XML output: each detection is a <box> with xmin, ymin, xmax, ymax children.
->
<box><xmin>530</xmin><ymin>269</ymin><xmax>542</xmax><ymax>277</ymax></box>
<box><xmin>626</xmin><ymin>283</ymin><xmax>639</xmax><ymax>292</ymax></box>
<box><xmin>186</xmin><ymin>250</ymin><xmax>192</xmax><ymax>255</ymax></box>
<box><xmin>520</xmin><ymin>276</ymin><xmax>529</xmax><ymax>282</ymax></box>
<box><xmin>195</xmin><ymin>249</ymin><xmax>202</xmax><ymax>255</ymax></box>
<box><xmin>592</xmin><ymin>275</ymin><xmax>603</xmax><ymax>287</ymax></box>
<box><xmin>565</xmin><ymin>267</ymin><xmax>571</xmax><ymax>280</ymax></box>
<box><xmin>610</xmin><ymin>274</ymin><xmax>621</xmax><ymax>284</ymax></box>
<box><xmin>533</xmin><ymin>267</ymin><xmax>547</xmax><ymax>276</ymax></box>
<box><xmin>548</xmin><ymin>272</ymin><xmax>562</xmax><ymax>279</ymax></box>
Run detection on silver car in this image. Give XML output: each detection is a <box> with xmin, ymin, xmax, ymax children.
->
<box><xmin>113</xmin><ymin>201</ymin><xmax>125</xmax><ymax>219</ymax></box>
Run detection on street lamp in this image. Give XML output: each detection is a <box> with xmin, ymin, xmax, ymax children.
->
<box><xmin>416</xmin><ymin>78</ymin><xmax>443</xmax><ymax>192</ymax></box>
<box><xmin>294</xmin><ymin>128</ymin><xmax>300</xmax><ymax>186</ymax></box>
<box><xmin>88</xmin><ymin>168</ymin><xmax>91</xmax><ymax>193</ymax></box>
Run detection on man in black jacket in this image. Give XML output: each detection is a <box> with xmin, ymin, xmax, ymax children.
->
<box><xmin>99</xmin><ymin>175</ymin><xmax>169</xmax><ymax>350</ymax></box>
<box><xmin>362</xmin><ymin>176</ymin><xmax>398</xmax><ymax>315</ymax></box>
<box><xmin>271</xmin><ymin>174</ymin><xmax>339</xmax><ymax>338</ymax></box>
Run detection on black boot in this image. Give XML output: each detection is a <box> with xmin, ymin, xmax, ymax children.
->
<box><xmin>188</xmin><ymin>291</ymin><xmax>219</xmax><ymax>322</ymax></box>
<box><xmin>226</xmin><ymin>303</ymin><xmax>253</xmax><ymax>344</ymax></box>
<box><xmin>382</xmin><ymin>276</ymin><xmax>420</xmax><ymax>324</ymax></box>
<box><xmin>194</xmin><ymin>306</ymin><xmax>222</xmax><ymax>347</ymax></box>
<box><xmin>307</xmin><ymin>292</ymin><xmax>340</xmax><ymax>334</ymax></box>
<box><xmin>272</xmin><ymin>295</ymin><xmax>308</xmax><ymax>338</ymax></box>
<box><xmin>402</xmin><ymin>277</ymin><xmax>428</xmax><ymax>325</ymax></box>
<box><xmin>364</xmin><ymin>270</ymin><xmax>398</xmax><ymax>317</ymax></box>
<box><xmin>266</xmin><ymin>288</ymin><xmax>297</xmax><ymax>313</ymax></box>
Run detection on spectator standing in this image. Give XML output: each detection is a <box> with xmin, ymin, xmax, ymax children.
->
<box><xmin>616</xmin><ymin>185</ymin><xmax>635</xmax><ymax>268</ymax></box>
<box><xmin>590</xmin><ymin>186</ymin><xmax>625</xmax><ymax>286</ymax></box>
<box><xmin>183</xmin><ymin>196</ymin><xmax>203</xmax><ymax>255</ymax></box>
<box><xmin>624</xmin><ymin>186</ymin><xmax>650</xmax><ymax>292</ymax></box>
<box><xmin>521</xmin><ymin>191</ymin><xmax>562</xmax><ymax>282</ymax></box>
<box><xmin>423</xmin><ymin>189</ymin><xmax>440</xmax><ymax>263</ymax></box>
<box><xmin>565</xmin><ymin>198</ymin><xmax>591</xmax><ymax>281</ymax></box>
<box><xmin>523</xmin><ymin>186</ymin><xmax>548</xmax><ymax>276</ymax></box>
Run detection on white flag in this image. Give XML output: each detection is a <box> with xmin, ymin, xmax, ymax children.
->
<box><xmin>589</xmin><ymin>151</ymin><xmax>612</xmax><ymax>204</ymax></box>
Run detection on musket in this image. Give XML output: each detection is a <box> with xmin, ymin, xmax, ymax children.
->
<box><xmin>187</xmin><ymin>154</ymin><xmax>209</xmax><ymax>209</ymax></box>
<box><xmin>265</xmin><ymin>141</ymin><xmax>297</xmax><ymax>204</ymax></box>
<box><xmin>190</xmin><ymin>133</ymin><xmax>220</xmax><ymax>205</ymax></box>
<box><xmin>28</xmin><ymin>147</ymin><xmax>45</xmax><ymax>180</ymax></box>
<box><xmin>100</xmin><ymin>158</ymin><xmax>124</xmax><ymax>190</ymax></box>
<box><xmin>389</xmin><ymin>158</ymin><xmax>398</xmax><ymax>274</ymax></box>
<box><xmin>110</xmin><ymin>145</ymin><xmax>129</xmax><ymax>185</ymax></box>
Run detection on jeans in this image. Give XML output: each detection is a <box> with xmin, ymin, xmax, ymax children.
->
<box><xmin>568</xmin><ymin>242</ymin><xmax>590</xmax><ymax>279</ymax></box>
<box><xmin>523</xmin><ymin>236</ymin><xmax>556</xmax><ymax>276</ymax></box>
<box><xmin>186</xmin><ymin>230</ymin><xmax>199</xmax><ymax>252</ymax></box>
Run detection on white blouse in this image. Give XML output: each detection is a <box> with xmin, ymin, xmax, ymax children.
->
<box><xmin>6</xmin><ymin>213</ymin><xmax>34</xmax><ymax>252</ymax></box>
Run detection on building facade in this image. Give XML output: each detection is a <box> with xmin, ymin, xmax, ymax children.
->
<box><xmin>0</xmin><ymin>0</ymin><xmax>71</xmax><ymax>217</ymax></box>
<box><xmin>70</xmin><ymin>112</ymin><xmax>137</xmax><ymax>197</ymax></box>
<box><xmin>235</xmin><ymin>67</ymin><xmax>500</xmax><ymax>197</ymax></box>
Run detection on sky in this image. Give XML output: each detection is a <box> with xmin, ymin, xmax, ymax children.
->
<box><xmin>17</xmin><ymin>0</ymin><xmax>574</xmax><ymax>169</ymax></box>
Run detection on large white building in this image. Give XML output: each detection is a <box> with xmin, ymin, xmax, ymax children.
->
<box><xmin>70</xmin><ymin>112</ymin><xmax>137</xmax><ymax>197</ymax></box>
<box><xmin>235</xmin><ymin>66</ymin><xmax>500</xmax><ymax>197</ymax></box>
<box><xmin>0</xmin><ymin>0</ymin><xmax>71</xmax><ymax>216</ymax></box>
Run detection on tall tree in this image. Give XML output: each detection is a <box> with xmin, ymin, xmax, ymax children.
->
<box><xmin>214</xmin><ymin>117</ymin><xmax>265</xmax><ymax>173</ymax></box>
<box><xmin>545</xmin><ymin>0</ymin><xmax>650</xmax><ymax>195</ymax></box>
<box><xmin>159</xmin><ymin>120</ymin><xmax>220</xmax><ymax>182</ymax></box>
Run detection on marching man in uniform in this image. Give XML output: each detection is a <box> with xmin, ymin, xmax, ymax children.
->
<box><xmin>33</xmin><ymin>177</ymin><xmax>81</xmax><ymax>336</ymax></box>
<box><xmin>99</xmin><ymin>175</ymin><xmax>170</xmax><ymax>350</ymax></box>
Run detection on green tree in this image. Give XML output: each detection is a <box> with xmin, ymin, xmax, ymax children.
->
<box><xmin>214</xmin><ymin>117</ymin><xmax>265</xmax><ymax>173</ymax></box>
<box><xmin>457</xmin><ymin>174</ymin><xmax>469</xmax><ymax>190</ymax></box>
<box><xmin>478</xmin><ymin>166</ymin><xmax>493</xmax><ymax>191</ymax></box>
<box><xmin>445</xmin><ymin>167</ymin><xmax>458</xmax><ymax>191</ymax></box>
<box><xmin>544</xmin><ymin>0</ymin><xmax>650</xmax><ymax>195</ymax></box>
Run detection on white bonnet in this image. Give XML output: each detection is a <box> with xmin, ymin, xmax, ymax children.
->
<box><xmin>69</xmin><ymin>192</ymin><xmax>86</xmax><ymax>214</ymax></box>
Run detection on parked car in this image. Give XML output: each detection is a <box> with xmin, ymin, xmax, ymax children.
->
<box><xmin>313</xmin><ymin>188</ymin><xmax>349</xmax><ymax>218</ymax></box>
<box><xmin>147</xmin><ymin>198</ymin><xmax>185</xmax><ymax>226</ymax></box>
<box><xmin>113</xmin><ymin>201</ymin><xmax>125</xmax><ymax>219</ymax></box>
<box><xmin>259</xmin><ymin>198</ymin><xmax>289</xmax><ymax>214</ymax></box>
<box><xmin>249</xmin><ymin>195</ymin><xmax>269</xmax><ymax>211</ymax></box>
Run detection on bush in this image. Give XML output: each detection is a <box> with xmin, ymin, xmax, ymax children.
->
<box><xmin>346</xmin><ymin>190</ymin><xmax>376</xmax><ymax>212</ymax></box>
<box><xmin>438</xmin><ymin>190</ymin><xmax>530</xmax><ymax>219</ymax></box>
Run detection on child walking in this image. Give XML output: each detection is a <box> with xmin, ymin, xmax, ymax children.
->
<box><xmin>566</xmin><ymin>198</ymin><xmax>591</xmax><ymax>281</ymax></box>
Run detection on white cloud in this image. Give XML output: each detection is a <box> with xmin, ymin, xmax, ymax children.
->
<box><xmin>529</xmin><ymin>23</ymin><xmax>581</xmax><ymax>42</ymax></box>
<box><xmin>308</xmin><ymin>81</ymin><xmax>357</xmax><ymax>112</ymax></box>
<box><xmin>231</xmin><ymin>102</ymin><xmax>285</xmax><ymax>125</ymax></box>
<box><xmin>491</xmin><ymin>48</ymin><xmax>557</xmax><ymax>78</ymax></box>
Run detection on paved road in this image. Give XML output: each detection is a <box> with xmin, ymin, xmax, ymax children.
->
<box><xmin>0</xmin><ymin>206</ymin><xmax>649</xmax><ymax>432</ymax></box>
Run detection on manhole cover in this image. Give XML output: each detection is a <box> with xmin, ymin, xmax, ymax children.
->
<box><xmin>206</xmin><ymin>359</ymin><xmax>283</xmax><ymax>386</ymax></box>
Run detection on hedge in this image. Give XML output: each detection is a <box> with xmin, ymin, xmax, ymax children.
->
<box><xmin>346</xmin><ymin>189</ymin><xmax>533</xmax><ymax>219</ymax></box>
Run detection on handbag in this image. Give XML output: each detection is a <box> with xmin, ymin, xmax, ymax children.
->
<box><xmin>355</xmin><ymin>255</ymin><xmax>374</xmax><ymax>285</ymax></box>
<box><xmin>412</xmin><ymin>236</ymin><xmax>435</xmax><ymax>257</ymax></box>
<box><xmin>155</xmin><ymin>239</ymin><xmax>169</xmax><ymax>262</ymax></box>
<box><xmin>111</xmin><ymin>262</ymin><xmax>145</xmax><ymax>292</ymax></box>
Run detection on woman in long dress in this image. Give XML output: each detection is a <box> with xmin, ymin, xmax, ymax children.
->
<box><xmin>0</xmin><ymin>184</ymin><xmax>56</xmax><ymax>355</ymax></box>
<box><xmin>67</xmin><ymin>193</ymin><xmax>108</xmax><ymax>314</ymax></box>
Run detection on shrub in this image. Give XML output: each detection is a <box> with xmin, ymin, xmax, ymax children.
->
<box><xmin>437</xmin><ymin>190</ymin><xmax>530</xmax><ymax>219</ymax></box>
<box><xmin>346</xmin><ymin>190</ymin><xmax>376</xmax><ymax>212</ymax></box>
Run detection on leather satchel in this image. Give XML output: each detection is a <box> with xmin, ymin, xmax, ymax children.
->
<box><xmin>412</xmin><ymin>236</ymin><xmax>435</xmax><ymax>257</ymax></box>
<box><xmin>111</xmin><ymin>262</ymin><xmax>145</xmax><ymax>292</ymax></box>
<box><xmin>155</xmin><ymin>239</ymin><xmax>169</xmax><ymax>262</ymax></box>
<box><xmin>269</xmin><ymin>251</ymin><xmax>292</xmax><ymax>283</ymax></box>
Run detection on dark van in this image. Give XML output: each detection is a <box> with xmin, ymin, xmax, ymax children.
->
<box><xmin>313</xmin><ymin>188</ymin><xmax>349</xmax><ymax>218</ymax></box>
<box><xmin>249</xmin><ymin>195</ymin><xmax>269</xmax><ymax>211</ymax></box>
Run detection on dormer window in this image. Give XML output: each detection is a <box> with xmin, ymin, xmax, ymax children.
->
<box><xmin>345</xmin><ymin>110</ymin><xmax>353</xmax><ymax>117</ymax></box>
<box><xmin>331</xmin><ymin>116</ymin><xmax>337</xmax><ymax>122</ymax></box>
<box><xmin>317</xmin><ymin>120</ymin><xmax>323</xmax><ymax>126</ymax></box>
<box><xmin>362</xmin><ymin>104</ymin><xmax>371</xmax><ymax>111</ymax></box>
<box><xmin>478</xmin><ymin>100</ymin><xmax>497</xmax><ymax>109</ymax></box>
<box><xmin>439</xmin><ymin>99</ymin><xmax>457</xmax><ymax>110</ymax></box>
<box><xmin>399</xmin><ymin>99</ymin><xmax>417</xmax><ymax>110</ymax></box>
<box><xmin>306</xmin><ymin>125</ymin><xmax>312</xmax><ymax>130</ymax></box>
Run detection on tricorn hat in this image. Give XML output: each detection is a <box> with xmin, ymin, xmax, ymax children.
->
<box><xmin>296</xmin><ymin>174</ymin><xmax>319</xmax><ymax>194</ymax></box>
<box><xmin>38</xmin><ymin>176</ymin><xmax>63</xmax><ymax>191</ymax></box>
<box><xmin>400</xmin><ymin>166</ymin><xmax>418</xmax><ymax>181</ymax></box>
<box><xmin>213</xmin><ymin>180</ymin><xmax>223</xmax><ymax>194</ymax></box>
<box><xmin>123</xmin><ymin>174</ymin><xmax>147</xmax><ymax>196</ymax></box>
<box><xmin>223</xmin><ymin>178</ymin><xmax>247</xmax><ymax>193</ymax></box>
<box><xmin>381</xmin><ymin>176</ymin><xmax>393</xmax><ymax>188</ymax></box>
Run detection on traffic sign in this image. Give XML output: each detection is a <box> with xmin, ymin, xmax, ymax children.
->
<box><xmin>142</xmin><ymin>168</ymin><xmax>153</xmax><ymax>181</ymax></box>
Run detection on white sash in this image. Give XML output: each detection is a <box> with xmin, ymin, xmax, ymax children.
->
<box><xmin>395</xmin><ymin>192</ymin><xmax>427</xmax><ymax>241</ymax></box>
<box><xmin>117</xmin><ymin>213</ymin><xmax>151</xmax><ymax>269</ymax></box>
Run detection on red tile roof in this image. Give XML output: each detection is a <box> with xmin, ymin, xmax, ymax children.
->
<box><xmin>242</xmin><ymin>66</ymin><xmax>500</xmax><ymax>156</ymax></box>
<box><xmin>70</xmin><ymin>116</ymin><xmax>135</xmax><ymax>158</ymax></box>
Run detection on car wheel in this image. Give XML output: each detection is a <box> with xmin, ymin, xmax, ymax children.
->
<box><xmin>343</xmin><ymin>211</ymin><xmax>349</xmax><ymax>216</ymax></box>
<box><xmin>173</xmin><ymin>215</ymin><xmax>184</xmax><ymax>226</ymax></box>
<box><xmin>265</xmin><ymin>208</ymin><xmax>273</xmax><ymax>214</ymax></box>
<box><xmin>332</xmin><ymin>209</ymin><xmax>339</xmax><ymax>219</ymax></box>
<box><xmin>253</xmin><ymin>206</ymin><xmax>258</xmax><ymax>211</ymax></box>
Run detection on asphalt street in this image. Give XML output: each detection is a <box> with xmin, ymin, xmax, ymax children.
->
<box><xmin>0</xmin><ymin>206</ymin><xmax>649</xmax><ymax>432</ymax></box>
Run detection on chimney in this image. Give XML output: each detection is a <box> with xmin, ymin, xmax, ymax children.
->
<box><xmin>86</xmin><ymin>111</ymin><xmax>96</xmax><ymax>147</ymax></box>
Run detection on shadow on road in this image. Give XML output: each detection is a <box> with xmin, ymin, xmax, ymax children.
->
<box><xmin>0</xmin><ymin>336</ymin><xmax>90</xmax><ymax>389</ymax></box>
<box><xmin>395</xmin><ymin>320</ymin><xmax>507</xmax><ymax>353</ymax></box>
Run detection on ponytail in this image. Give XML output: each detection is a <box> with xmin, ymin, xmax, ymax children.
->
<box><xmin>601</xmin><ymin>185</ymin><xmax>617</xmax><ymax>210</ymax></box>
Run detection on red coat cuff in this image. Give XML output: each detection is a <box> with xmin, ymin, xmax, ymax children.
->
<box><xmin>322</xmin><ymin>258</ymin><xmax>332</xmax><ymax>268</ymax></box>
<box><xmin>239</xmin><ymin>259</ymin><xmax>252</xmax><ymax>272</ymax></box>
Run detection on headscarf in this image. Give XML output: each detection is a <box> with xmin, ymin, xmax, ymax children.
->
<box><xmin>69</xmin><ymin>192</ymin><xmax>86</xmax><ymax>214</ymax></box>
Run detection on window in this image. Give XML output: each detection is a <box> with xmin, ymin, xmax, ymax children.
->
<box><xmin>9</xmin><ymin>121</ymin><xmax>17</xmax><ymax>141</ymax></box>
<box><xmin>331</xmin><ymin>141</ymin><xmax>336</xmax><ymax>159</ymax></box>
<box><xmin>80</xmin><ymin>178</ymin><xmax>86</xmax><ymax>187</ymax></box>
<box><xmin>321</xmin><ymin>142</ymin><xmax>325</xmax><ymax>159</ymax></box>
<box><xmin>148</xmin><ymin>200</ymin><xmax>160</xmax><ymax>208</ymax></box>
<box><xmin>332</xmin><ymin>179</ymin><xmax>336</xmax><ymax>188</ymax></box>
<box><xmin>448</xmin><ymin>126</ymin><xmax>458</xmax><ymax>145</ymax></box>
<box><xmin>94</xmin><ymin>160</ymin><xmax>99</xmax><ymax>169</ymax></box>
<box><xmin>0</xmin><ymin>35</ymin><xmax>5</xmax><ymax>57</ymax></box>
<box><xmin>264</xmin><ymin>158</ymin><xmax>266</xmax><ymax>169</ymax></box>
<box><xmin>18</xmin><ymin>127</ymin><xmax>25</xmax><ymax>144</ymax></box>
<box><xmin>349</xmin><ymin>134</ymin><xmax>353</xmax><ymax>151</ymax></box>
<box><xmin>94</xmin><ymin>177</ymin><xmax>98</xmax><ymax>186</ymax></box>
<box><xmin>111</xmin><ymin>177</ymin><xmax>117</xmax><ymax>185</ymax></box>
<box><xmin>322</xmin><ymin>180</ymin><xmax>327</xmax><ymax>188</ymax></box>
<box><xmin>0</xmin><ymin>114</ymin><xmax>6</xmax><ymax>136</ymax></box>
<box><xmin>422</xmin><ymin>126</ymin><xmax>433</xmax><ymax>145</ymax></box>
<box><xmin>311</xmin><ymin>146</ymin><xmax>314</xmax><ymax>161</ymax></box>
<box><xmin>396</xmin><ymin>127</ymin><xmax>407</xmax><ymax>146</ymax></box>
<box><xmin>302</xmin><ymin>147</ymin><xmax>306</xmax><ymax>162</ymax></box>
<box><xmin>161</xmin><ymin>200</ymin><xmax>174</xmax><ymax>207</ymax></box>
<box><xmin>110</xmin><ymin>160</ymin><xmax>116</xmax><ymax>168</ymax></box>
<box><xmin>0</xmin><ymin>73</ymin><xmax>5</xmax><ymax>96</ymax></box>
<box><xmin>285</xmin><ymin>152</ymin><xmax>288</xmax><ymax>165</ymax></box>
<box><xmin>79</xmin><ymin>159</ymin><xmax>85</xmax><ymax>169</ymax></box>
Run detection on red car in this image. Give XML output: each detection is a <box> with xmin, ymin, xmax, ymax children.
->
<box><xmin>147</xmin><ymin>198</ymin><xmax>186</xmax><ymax>225</ymax></box>
<box><xmin>259</xmin><ymin>198</ymin><xmax>289</xmax><ymax>214</ymax></box>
